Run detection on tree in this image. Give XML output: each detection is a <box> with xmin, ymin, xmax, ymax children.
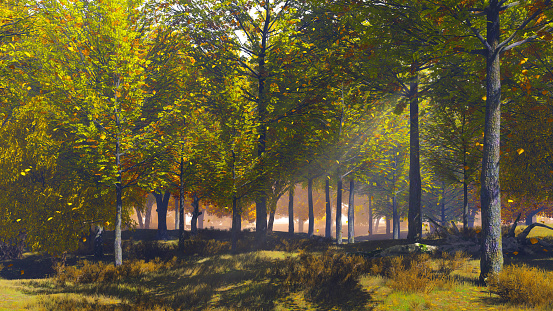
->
<box><xmin>32</xmin><ymin>0</ymin><xmax>181</xmax><ymax>265</ymax></box>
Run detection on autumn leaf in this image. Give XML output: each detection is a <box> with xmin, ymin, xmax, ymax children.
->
<box><xmin>517</xmin><ymin>148</ymin><xmax>524</xmax><ymax>155</ymax></box>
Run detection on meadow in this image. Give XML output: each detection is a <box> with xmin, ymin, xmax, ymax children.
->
<box><xmin>1</xmin><ymin>228</ymin><xmax>552</xmax><ymax>311</ymax></box>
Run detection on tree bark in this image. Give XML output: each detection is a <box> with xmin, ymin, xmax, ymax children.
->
<box><xmin>308</xmin><ymin>178</ymin><xmax>314</xmax><ymax>237</ymax></box>
<box><xmin>268</xmin><ymin>210</ymin><xmax>275</xmax><ymax>233</ymax></box>
<box><xmin>348</xmin><ymin>179</ymin><xmax>355</xmax><ymax>243</ymax></box>
<box><xmin>231</xmin><ymin>195</ymin><xmax>239</xmax><ymax>253</ymax></box>
<box><xmin>375</xmin><ymin>216</ymin><xmax>381</xmax><ymax>234</ymax></box>
<box><xmin>93</xmin><ymin>225</ymin><xmax>103</xmax><ymax>259</ymax></box>
<box><xmin>325</xmin><ymin>178</ymin><xmax>331</xmax><ymax>239</ymax></box>
<box><xmin>407</xmin><ymin>71</ymin><xmax>422</xmax><ymax>242</ymax></box>
<box><xmin>198</xmin><ymin>205</ymin><xmax>204</xmax><ymax>229</ymax></box>
<box><xmin>179</xmin><ymin>156</ymin><xmax>186</xmax><ymax>251</ymax></box>
<box><xmin>336</xmin><ymin>176</ymin><xmax>343</xmax><ymax>244</ymax></box>
<box><xmin>135</xmin><ymin>207</ymin><xmax>143</xmax><ymax>229</ymax></box>
<box><xmin>463</xmin><ymin>149</ymin><xmax>469</xmax><ymax>234</ymax></box>
<box><xmin>441</xmin><ymin>181</ymin><xmax>446</xmax><ymax>226</ymax></box>
<box><xmin>386</xmin><ymin>217</ymin><xmax>391</xmax><ymax>235</ymax></box>
<box><xmin>114</xmin><ymin>133</ymin><xmax>123</xmax><ymax>266</ymax></box>
<box><xmin>288</xmin><ymin>185</ymin><xmax>294</xmax><ymax>236</ymax></box>
<box><xmin>191</xmin><ymin>194</ymin><xmax>201</xmax><ymax>236</ymax></box>
<box><xmin>480</xmin><ymin>1</ymin><xmax>503</xmax><ymax>283</ymax></box>
<box><xmin>299</xmin><ymin>218</ymin><xmax>304</xmax><ymax>233</ymax></box>
<box><xmin>174</xmin><ymin>196</ymin><xmax>179</xmax><ymax>230</ymax></box>
<box><xmin>154</xmin><ymin>190</ymin><xmax>171</xmax><ymax>240</ymax></box>
<box><xmin>368</xmin><ymin>195</ymin><xmax>373</xmax><ymax>236</ymax></box>
<box><xmin>393</xmin><ymin>193</ymin><xmax>399</xmax><ymax>239</ymax></box>
<box><xmin>144</xmin><ymin>194</ymin><xmax>154</xmax><ymax>229</ymax></box>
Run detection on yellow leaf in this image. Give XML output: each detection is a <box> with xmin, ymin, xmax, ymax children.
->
<box><xmin>27</xmin><ymin>86</ymin><xmax>31</xmax><ymax>90</ymax></box>
<box><xmin>513</xmin><ymin>251</ymin><xmax>518</xmax><ymax>255</ymax></box>
<box><xmin>20</xmin><ymin>172</ymin><xmax>26</xmax><ymax>176</ymax></box>
<box><xmin>68</xmin><ymin>46</ymin><xmax>74</xmax><ymax>52</ymax></box>
<box><xmin>24</xmin><ymin>52</ymin><xmax>31</xmax><ymax>57</ymax></box>
<box><xmin>530</xmin><ymin>238</ymin><xmax>538</xmax><ymax>244</ymax></box>
<box><xmin>520</xmin><ymin>58</ymin><xmax>528</xmax><ymax>65</ymax></box>
<box><xmin>16</xmin><ymin>219</ymin><xmax>21</xmax><ymax>222</ymax></box>
<box><xmin>543</xmin><ymin>90</ymin><xmax>549</xmax><ymax>95</ymax></box>
<box><xmin>482</xmin><ymin>96</ymin><xmax>487</xmax><ymax>101</ymax></box>
<box><xmin>47</xmin><ymin>217</ymin><xmax>53</xmax><ymax>221</ymax></box>
<box><xmin>82</xmin><ymin>237</ymin><xmax>87</xmax><ymax>242</ymax></box>
<box><xmin>100</xmin><ymin>134</ymin><xmax>106</xmax><ymax>140</ymax></box>
<box><xmin>517</xmin><ymin>148</ymin><xmax>524</xmax><ymax>155</ymax></box>
<box><xmin>522</xmin><ymin>69</ymin><xmax>528</xmax><ymax>75</ymax></box>
<box><xmin>20</xmin><ymin>270</ymin><xmax>24</xmax><ymax>275</ymax></box>
<box><xmin>67</xmin><ymin>203</ymin><xmax>72</xmax><ymax>206</ymax></box>
<box><xmin>508</xmin><ymin>199</ymin><xmax>514</xmax><ymax>203</ymax></box>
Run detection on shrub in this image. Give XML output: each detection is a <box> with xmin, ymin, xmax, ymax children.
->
<box><xmin>487</xmin><ymin>264</ymin><xmax>553</xmax><ymax>307</ymax></box>
<box><xmin>277</xmin><ymin>250</ymin><xmax>365</xmax><ymax>302</ymax></box>
<box><xmin>54</xmin><ymin>257</ymin><xmax>178</xmax><ymax>285</ymax></box>
<box><xmin>0</xmin><ymin>238</ymin><xmax>25</xmax><ymax>260</ymax></box>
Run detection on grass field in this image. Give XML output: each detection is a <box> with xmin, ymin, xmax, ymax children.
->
<box><xmin>0</xmin><ymin>229</ymin><xmax>552</xmax><ymax>310</ymax></box>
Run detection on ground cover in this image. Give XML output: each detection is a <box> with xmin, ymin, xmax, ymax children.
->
<box><xmin>0</xmin><ymin>229</ymin><xmax>552</xmax><ymax>310</ymax></box>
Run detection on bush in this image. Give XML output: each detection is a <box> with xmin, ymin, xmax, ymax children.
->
<box><xmin>54</xmin><ymin>257</ymin><xmax>178</xmax><ymax>285</ymax></box>
<box><xmin>487</xmin><ymin>264</ymin><xmax>553</xmax><ymax>307</ymax></box>
<box><xmin>0</xmin><ymin>238</ymin><xmax>25</xmax><ymax>260</ymax></box>
<box><xmin>277</xmin><ymin>250</ymin><xmax>365</xmax><ymax>302</ymax></box>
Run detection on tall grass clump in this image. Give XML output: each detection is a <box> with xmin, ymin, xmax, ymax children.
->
<box><xmin>487</xmin><ymin>264</ymin><xmax>553</xmax><ymax>308</ymax></box>
<box><xmin>278</xmin><ymin>250</ymin><xmax>366</xmax><ymax>302</ymax></box>
<box><xmin>54</xmin><ymin>257</ymin><xmax>178</xmax><ymax>285</ymax></box>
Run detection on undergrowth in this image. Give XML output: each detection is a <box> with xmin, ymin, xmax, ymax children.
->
<box><xmin>487</xmin><ymin>264</ymin><xmax>553</xmax><ymax>308</ymax></box>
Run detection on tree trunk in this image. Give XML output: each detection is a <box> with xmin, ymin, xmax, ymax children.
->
<box><xmin>191</xmin><ymin>194</ymin><xmax>201</xmax><ymax>236</ymax></box>
<box><xmin>348</xmin><ymin>179</ymin><xmax>355</xmax><ymax>243</ymax></box>
<box><xmin>368</xmin><ymin>195</ymin><xmax>373</xmax><ymax>236</ymax></box>
<box><xmin>231</xmin><ymin>195</ymin><xmax>239</xmax><ymax>254</ymax></box>
<box><xmin>375</xmin><ymin>216</ymin><xmax>381</xmax><ymax>234</ymax></box>
<box><xmin>463</xmin><ymin>149</ymin><xmax>469</xmax><ymax>234</ymax></box>
<box><xmin>441</xmin><ymin>181</ymin><xmax>446</xmax><ymax>226</ymax></box>
<box><xmin>336</xmin><ymin>176</ymin><xmax>343</xmax><ymax>244</ymax></box>
<box><xmin>144</xmin><ymin>194</ymin><xmax>154</xmax><ymax>229</ymax></box>
<box><xmin>308</xmin><ymin>178</ymin><xmax>314</xmax><ymax>237</ymax></box>
<box><xmin>179</xmin><ymin>156</ymin><xmax>186</xmax><ymax>251</ymax></box>
<box><xmin>135</xmin><ymin>207</ymin><xmax>143</xmax><ymax>229</ymax></box>
<box><xmin>525</xmin><ymin>207</ymin><xmax>544</xmax><ymax>225</ymax></box>
<box><xmin>393</xmin><ymin>193</ymin><xmax>399</xmax><ymax>239</ymax></box>
<box><xmin>268</xmin><ymin>210</ymin><xmax>275</xmax><ymax>233</ymax></box>
<box><xmin>154</xmin><ymin>190</ymin><xmax>171</xmax><ymax>240</ymax></box>
<box><xmin>386</xmin><ymin>217</ymin><xmax>391</xmax><ymax>235</ymax></box>
<box><xmin>174</xmin><ymin>196</ymin><xmax>179</xmax><ymax>230</ymax></box>
<box><xmin>299</xmin><ymin>218</ymin><xmax>304</xmax><ymax>233</ymax></box>
<box><xmin>94</xmin><ymin>225</ymin><xmax>103</xmax><ymax>259</ymax></box>
<box><xmin>114</xmin><ymin>174</ymin><xmax>123</xmax><ymax>266</ymax></box>
<box><xmin>288</xmin><ymin>185</ymin><xmax>294</xmax><ymax>235</ymax></box>
<box><xmin>325</xmin><ymin>178</ymin><xmax>331</xmax><ymax>238</ymax></box>
<box><xmin>198</xmin><ymin>205</ymin><xmax>204</xmax><ymax>229</ymax></box>
<box><xmin>407</xmin><ymin>71</ymin><xmax>422</xmax><ymax>242</ymax></box>
<box><xmin>480</xmin><ymin>1</ymin><xmax>503</xmax><ymax>283</ymax></box>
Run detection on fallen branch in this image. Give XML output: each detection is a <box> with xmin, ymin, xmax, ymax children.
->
<box><xmin>507</xmin><ymin>213</ymin><xmax>522</xmax><ymax>238</ymax></box>
<box><xmin>517</xmin><ymin>223</ymin><xmax>553</xmax><ymax>242</ymax></box>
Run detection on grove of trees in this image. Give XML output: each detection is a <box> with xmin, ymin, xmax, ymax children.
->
<box><xmin>1</xmin><ymin>0</ymin><xmax>553</xmax><ymax>283</ymax></box>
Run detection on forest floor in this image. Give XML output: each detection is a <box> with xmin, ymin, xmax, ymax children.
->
<box><xmin>0</xmin><ymin>227</ymin><xmax>552</xmax><ymax>310</ymax></box>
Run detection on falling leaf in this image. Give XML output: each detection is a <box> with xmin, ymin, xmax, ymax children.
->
<box><xmin>482</xmin><ymin>96</ymin><xmax>487</xmax><ymax>101</ymax></box>
<box><xmin>20</xmin><ymin>270</ymin><xmax>24</xmax><ymax>275</ymax></box>
<box><xmin>543</xmin><ymin>90</ymin><xmax>549</xmax><ymax>95</ymax></box>
<box><xmin>513</xmin><ymin>251</ymin><xmax>518</xmax><ymax>255</ymax></box>
<box><xmin>16</xmin><ymin>219</ymin><xmax>21</xmax><ymax>222</ymax></box>
<box><xmin>67</xmin><ymin>203</ymin><xmax>72</xmax><ymax>206</ymax></box>
<box><xmin>47</xmin><ymin>217</ymin><xmax>53</xmax><ymax>221</ymax></box>
<box><xmin>316</xmin><ymin>229</ymin><xmax>319</xmax><ymax>232</ymax></box>
<box><xmin>475</xmin><ymin>229</ymin><xmax>481</xmax><ymax>234</ymax></box>
<box><xmin>517</xmin><ymin>148</ymin><xmax>524</xmax><ymax>155</ymax></box>
<box><xmin>7</xmin><ymin>264</ymin><xmax>13</xmax><ymax>267</ymax></box>
<box><xmin>20</xmin><ymin>172</ymin><xmax>26</xmax><ymax>176</ymax></box>
<box><xmin>82</xmin><ymin>237</ymin><xmax>87</xmax><ymax>242</ymax></box>
<box><xmin>508</xmin><ymin>199</ymin><xmax>514</xmax><ymax>203</ymax></box>
<box><xmin>530</xmin><ymin>238</ymin><xmax>538</xmax><ymax>245</ymax></box>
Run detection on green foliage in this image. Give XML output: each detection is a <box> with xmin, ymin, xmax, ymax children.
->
<box><xmin>487</xmin><ymin>264</ymin><xmax>553</xmax><ymax>308</ymax></box>
<box><xmin>277</xmin><ymin>250</ymin><xmax>365</xmax><ymax>302</ymax></box>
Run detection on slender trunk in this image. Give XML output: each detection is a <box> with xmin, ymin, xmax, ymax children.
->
<box><xmin>231</xmin><ymin>195</ymin><xmax>239</xmax><ymax>253</ymax></box>
<box><xmin>154</xmin><ymin>190</ymin><xmax>171</xmax><ymax>240</ymax></box>
<box><xmin>368</xmin><ymin>195</ymin><xmax>373</xmax><ymax>236</ymax></box>
<box><xmin>479</xmin><ymin>1</ymin><xmax>504</xmax><ymax>283</ymax></box>
<box><xmin>268</xmin><ymin>210</ymin><xmax>275</xmax><ymax>233</ymax></box>
<box><xmin>299</xmin><ymin>218</ymin><xmax>304</xmax><ymax>233</ymax></box>
<box><xmin>135</xmin><ymin>207</ymin><xmax>143</xmax><ymax>229</ymax></box>
<box><xmin>348</xmin><ymin>179</ymin><xmax>355</xmax><ymax>243</ymax></box>
<box><xmin>191</xmin><ymin>194</ymin><xmax>200</xmax><ymax>235</ymax></box>
<box><xmin>198</xmin><ymin>206</ymin><xmax>204</xmax><ymax>229</ymax></box>
<box><xmin>325</xmin><ymin>178</ymin><xmax>331</xmax><ymax>238</ymax></box>
<box><xmin>386</xmin><ymin>217</ymin><xmax>391</xmax><ymax>235</ymax></box>
<box><xmin>375</xmin><ymin>216</ymin><xmax>381</xmax><ymax>233</ymax></box>
<box><xmin>308</xmin><ymin>178</ymin><xmax>314</xmax><ymax>237</ymax></box>
<box><xmin>178</xmin><ymin>157</ymin><xmax>186</xmax><ymax>251</ymax></box>
<box><xmin>144</xmin><ymin>194</ymin><xmax>154</xmax><ymax>229</ymax></box>
<box><xmin>393</xmin><ymin>193</ymin><xmax>399</xmax><ymax>239</ymax></box>
<box><xmin>174</xmin><ymin>196</ymin><xmax>179</xmax><ymax>230</ymax></box>
<box><xmin>336</xmin><ymin>176</ymin><xmax>343</xmax><ymax>244</ymax></box>
<box><xmin>463</xmin><ymin>177</ymin><xmax>468</xmax><ymax>234</ymax></box>
<box><xmin>94</xmin><ymin>225</ymin><xmax>103</xmax><ymax>259</ymax></box>
<box><xmin>114</xmin><ymin>134</ymin><xmax>123</xmax><ymax>266</ymax></box>
<box><xmin>288</xmin><ymin>185</ymin><xmax>294</xmax><ymax>235</ymax></box>
<box><xmin>407</xmin><ymin>71</ymin><xmax>422</xmax><ymax>242</ymax></box>
<box><xmin>441</xmin><ymin>181</ymin><xmax>446</xmax><ymax>226</ymax></box>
